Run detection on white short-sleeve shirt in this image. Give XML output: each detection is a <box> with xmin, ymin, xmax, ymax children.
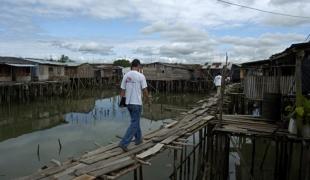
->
<box><xmin>214</xmin><ymin>75</ymin><xmax>222</xmax><ymax>87</ymax></box>
<box><xmin>121</xmin><ymin>70</ymin><xmax>147</xmax><ymax>105</ymax></box>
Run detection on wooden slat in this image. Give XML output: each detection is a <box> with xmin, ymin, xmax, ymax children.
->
<box><xmin>75</xmin><ymin>142</ymin><xmax>154</xmax><ymax>175</ymax></box>
<box><xmin>81</xmin><ymin>143</ymin><xmax>118</xmax><ymax>159</ymax></box>
<box><xmin>187</xmin><ymin>107</ymin><xmax>201</xmax><ymax>114</ymax></box>
<box><xmin>136</xmin><ymin>143</ymin><xmax>164</xmax><ymax>159</ymax></box>
<box><xmin>73</xmin><ymin>174</ymin><xmax>96</xmax><ymax>180</ymax></box>
<box><xmin>194</xmin><ymin>108</ymin><xmax>209</xmax><ymax>115</ymax></box>
<box><xmin>17</xmin><ymin>162</ymin><xmax>79</xmax><ymax>180</ymax></box>
<box><xmin>81</xmin><ymin>149</ymin><xmax>123</xmax><ymax>165</ymax></box>
<box><xmin>90</xmin><ymin>159</ymin><xmax>136</xmax><ymax>177</ymax></box>
<box><xmin>81</xmin><ymin>141</ymin><xmax>153</xmax><ymax>164</ymax></box>
<box><xmin>164</xmin><ymin>120</ymin><xmax>178</xmax><ymax>128</ymax></box>
<box><xmin>105</xmin><ymin>164</ymin><xmax>140</xmax><ymax>179</ymax></box>
<box><xmin>76</xmin><ymin>157</ymin><xmax>134</xmax><ymax>176</ymax></box>
<box><xmin>53</xmin><ymin>164</ymin><xmax>86</xmax><ymax>179</ymax></box>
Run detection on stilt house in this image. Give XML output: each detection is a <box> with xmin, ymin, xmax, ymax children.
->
<box><xmin>241</xmin><ymin>42</ymin><xmax>310</xmax><ymax>119</ymax></box>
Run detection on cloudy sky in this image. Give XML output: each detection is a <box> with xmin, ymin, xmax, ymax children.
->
<box><xmin>0</xmin><ymin>0</ymin><xmax>309</xmax><ymax>64</ymax></box>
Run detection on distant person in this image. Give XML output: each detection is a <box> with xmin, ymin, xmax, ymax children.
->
<box><xmin>119</xmin><ymin>59</ymin><xmax>149</xmax><ymax>152</ymax></box>
<box><xmin>252</xmin><ymin>103</ymin><xmax>260</xmax><ymax>117</ymax></box>
<box><xmin>214</xmin><ymin>73</ymin><xmax>222</xmax><ymax>97</ymax></box>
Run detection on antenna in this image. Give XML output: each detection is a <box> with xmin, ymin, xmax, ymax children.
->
<box><xmin>305</xmin><ymin>33</ymin><xmax>310</xmax><ymax>42</ymax></box>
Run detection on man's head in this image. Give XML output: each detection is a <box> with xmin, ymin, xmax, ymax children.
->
<box><xmin>131</xmin><ymin>59</ymin><xmax>141</xmax><ymax>70</ymax></box>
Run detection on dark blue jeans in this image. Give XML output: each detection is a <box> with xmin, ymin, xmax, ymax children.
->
<box><xmin>119</xmin><ymin>104</ymin><xmax>142</xmax><ymax>147</ymax></box>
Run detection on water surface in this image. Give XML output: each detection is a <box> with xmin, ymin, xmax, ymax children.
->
<box><xmin>0</xmin><ymin>89</ymin><xmax>205</xmax><ymax>179</ymax></box>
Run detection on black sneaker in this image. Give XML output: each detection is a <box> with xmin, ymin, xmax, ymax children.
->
<box><xmin>135</xmin><ymin>140</ymin><xmax>143</xmax><ymax>145</ymax></box>
<box><xmin>119</xmin><ymin>145</ymin><xmax>129</xmax><ymax>152</ymax></box>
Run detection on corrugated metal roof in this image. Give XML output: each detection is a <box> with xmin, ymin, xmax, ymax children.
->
<box><xmin>145</xmin><ymin>62</ymin><xmax>194</xmax><ymax>71</ymax></box>
<box><xmin>65</xmin><ymin>62</ymin><xmax>84</xmax><ymax>67</ymax></box>
<box><xmin>204</xmin><ymin>62</ymin><xmax>233</xmax><ymax>70</ymax></box>
<box><xmin>6</xmin><ymin>63</ymin><xmax>35</xmax><ymax>67</ymax></box>
<box><xmin>0</xmin><ymin>57</ymin><xmax>35</xmax><ymax>64</ymax></box>
<box><xmin>25</xmin><ymin>58</ymin><xmax>66</xmax><ymax>66</ymax></box>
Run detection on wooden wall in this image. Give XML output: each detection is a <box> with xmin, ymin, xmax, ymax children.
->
<box><xmin>143</xmin><ymin>64</ymin><xmax>192</xmax><ymax>80</ymax></box>
<box><xmin>13</xmin><ymin>67</ymin><xmax>31</xmax><ymax>82</ymax></box>
<box><xmin>244</xmin><ymin>75</ymin><xmax>295</xmax><ymax>99</ymax></box>
<box><xmin>66</xmin><ymin>64</ymin><xmax>94</xmax><ymax>79</ymax></box>
<box><xmin>100</xmin><ymin>69</ymin><xmax>113</xmax><ymax>78</ymax></box>
<box><xmin>48</xmin><ymin>65</ymin><xmax>65</xmax><ymax>80</ymax></box>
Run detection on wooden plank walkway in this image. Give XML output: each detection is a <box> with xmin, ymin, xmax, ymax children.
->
<box><xmin>19</xmin><ymin>96</ymin><xmax>219</xmax><ymax>180</ymax></box>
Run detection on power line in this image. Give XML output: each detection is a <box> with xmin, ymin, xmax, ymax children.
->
<box><xmin>217</xmin><ymin>0</ymin><xmax>310</xmax><ymax>19</ymax></box>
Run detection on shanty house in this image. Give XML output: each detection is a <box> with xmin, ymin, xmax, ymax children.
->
<box><xmin>25</xmin><ymin>58</ymin><xmax>66</xmax><ymax>81</ymax></box>
<box><xmin>0</xmin><ymin>57</ymin><xmax>35</xmax><ymax>82</ymax></box>
<box><xmin>143</xmin><ymin>62</ymin><xmax>193</xmax><ymax>81</ymax></box>
<box><xmin>94</xmin><ymin>65</ymin><xmax>114</xmax><ymax>79</ymax></box>
<box><xmin>203</xmin><ymin>62</ymin><xmax>240</xmax><ymax>82</ymax></box>
<box><xmin>92</xmin><ymin>64</ymin><xmax>123</xmax><ymax>84</ymax></box>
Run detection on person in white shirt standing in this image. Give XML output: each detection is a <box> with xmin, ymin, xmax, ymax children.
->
<box><xmin>214</xmin><ymin>73</ymin><xmax>222</xmax><ymax>97</ymax></box>
<box><xmin>119</xmin><ymin>59</ymin><xmax>149</xmax><ymax>152</ymax></box>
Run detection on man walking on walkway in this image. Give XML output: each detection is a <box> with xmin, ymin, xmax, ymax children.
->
<box><xmin>214</xmin><ymin>73</ymin><xmax>222</xmax><ymax>97</ymax></box>
<box><xmin>119</xmin><ymin>59</ymin><xmax>149</xmax><ymax>151</ymax></box>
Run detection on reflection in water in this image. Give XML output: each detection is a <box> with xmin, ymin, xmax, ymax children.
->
<box><xmin>0</xmin><ymin>89</ymin><xmax>205</xmax><ymax>180</ymax></box>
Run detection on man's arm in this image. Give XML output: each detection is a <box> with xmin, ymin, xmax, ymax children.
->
<box><xmin>120</xmin><ymin>89</ymin><xmax>125</xmax><ymax>97</ymax></box>
<box><xmin>143</xmin><ymin>88</ymin><xmax>149</xmax><ymax>104</ymax></box>
<box><xmin>140</xmin><ymin>74</ymin><xmax>149</xmax><ymax>104</ymax></box>
<box><xmin>120</xmin><ymin>74</ymin><xmax>126</xmax><ymax>97</ymax></box>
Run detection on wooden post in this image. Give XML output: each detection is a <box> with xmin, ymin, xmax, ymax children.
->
<box><xmin>298</xmin><ymin>142</ymin><xmax>303</xmax><ymax>180</ymax></box>
<box><xmin>134</xmin><ymin>169</ymin><xmax>138</xmax><ymax>180</ymax></box>
<box><xmin>295</xmin><ymin>50</ymin><xmax>304</xmax><ymax>136</ymax></box>
<box><xmin>180</xmin><ymin>146</ymin><xmax>184</xmax><ymax>180</ymax></box>
<box><xmin>173</xmin><ymin>149</ymin><xmax>178</xmax><ymax>180</ymax></box>
<box><xmin>187</xmin><ymin>155</ymin><xmax>191</xmax><ymax>180</ymax></box>
<box><xmin>183</xmin><ymin>146</ymin><xmax>187</xmax><ymax>179</ymax></box>
<box><xmin>219</xmin><ymin>53</ymin><xmax>228</xmax><ymax>127</ymax></box>
<box><xmin>274</xmin><ymin>140</ymin><xmax>279</xmax><ymax>179</ymax></box>
<box><xmin>250</xmin><ymin>137</ymin><xmax>256</xmax><ymax>177</ymax></box>
<box><xmin>192</xmin><ymin>133</ymin><xmax>196</xmax><ymax>180</ymax></box>
<box><xmin>196</xmin><ymin>129</ymin><xmax>203</xmax><ymax>178</ymax></box>
<box><xmin>139</xmin><ymin>166</ymin><xmax>143</xmax><ymax>180</ymax></box>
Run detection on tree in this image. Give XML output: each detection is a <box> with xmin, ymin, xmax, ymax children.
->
<box><xmin>113</xmin><ymin>59</ymin><xmax>131</xmax><ymax>67</ymax></box>
<box><xmin>58</xmin><ymin>54</ymin><xmax>70</xmax><ymax>63</ymax></box>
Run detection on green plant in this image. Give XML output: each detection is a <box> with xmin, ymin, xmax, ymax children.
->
<box><xmin>285</xmin><ymin>96</ymin><xmax>310</xmax><ymax>124</ymax></box>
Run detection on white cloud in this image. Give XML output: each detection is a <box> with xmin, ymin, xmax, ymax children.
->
<box><xmin>0</xmin><ymin>0</ymin><xmax>309</xmax><ymax>63</ymax></box>
<box><xmin>269</xmin><ymin>0</ymin><xmax>310</xmax><ymax>5</ymax></box>
<box><xmin>218</xmin><ymin>33</ymin><xmax>305</xmax><ymax>61</ymax></box>
<box><xmin>52</xmin><ymin>41</ymin><xmax>114</xmax><ymax>55</ymax></box>
<box><xmin>141</xmin><ymin>21</ymin><xmax>209</xmax><ymax>42</ymax></box>
<box><xmin>79</xmin><ymin>43</ymin><xmax>114</xmax><ymax>55</ymax></box>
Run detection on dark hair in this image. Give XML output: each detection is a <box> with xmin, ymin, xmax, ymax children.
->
<box><xmin>131</xmin><ymin>59</ymin><xmax>141</xmax><ymax>68</ymax></box>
